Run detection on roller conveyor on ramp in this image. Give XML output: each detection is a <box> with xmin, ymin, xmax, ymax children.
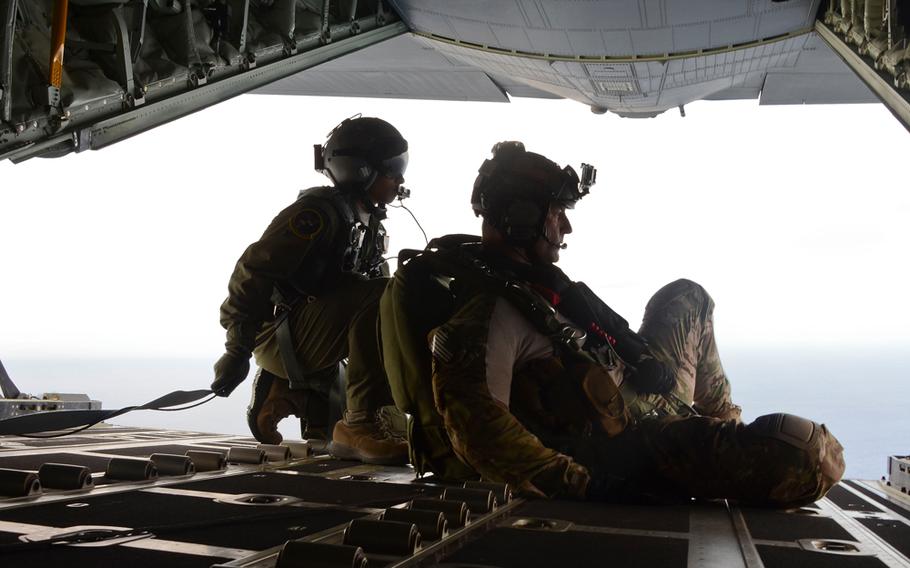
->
<box><xmin>0</xmin><ymin>425</ymin><xmax>909</xmax><ymax>567</ymax></box>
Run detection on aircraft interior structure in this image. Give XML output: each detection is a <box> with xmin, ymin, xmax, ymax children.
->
<box><xmin>0</xmin><ymin>0</ymin><xmax>907</xmax><ymax>163</ymax></box>
<box><xmin>2</xmin><ymin>3</ymin><xmax>910</xmax><ymax>567</ymax></box>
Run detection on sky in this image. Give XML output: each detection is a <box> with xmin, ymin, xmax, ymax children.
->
<box><xmin>0</xmin><ymin>93</ymin><xmax>908</xmax><ymax>363</ymax></box>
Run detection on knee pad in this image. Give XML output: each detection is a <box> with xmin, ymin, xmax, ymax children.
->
<box><xmin>747</xmin><ymin>413</ymin><xmax>818</xmax><ymax>451</ymax></box>
<box><xmin>644</xmin><ymin>279</ymin><xmax>712</xmax><ymax>316</ymax></box>
<box><xmin>747</xmin><ymin>413</ymin><xmax>846</xmax><ymax>505</ymax></box>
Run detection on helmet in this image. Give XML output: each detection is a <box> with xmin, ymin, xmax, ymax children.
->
<box><xmin>471</xmin><ymin>141</ymin><xmax>595</xmax><ymax>243</ymax></box>
<box><xmin>315</xmin><ymin>116</ymin><xmax>409</xmax><ymax>190</ymax></box>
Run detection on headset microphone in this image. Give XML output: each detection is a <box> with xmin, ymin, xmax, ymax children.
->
<box><xmin>542</xmin><ymin>232</ymin><xmax>567</xmax><ymax>250</ymax></box>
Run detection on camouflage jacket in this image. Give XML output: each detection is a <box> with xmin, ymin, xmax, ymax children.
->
<box><xmin>400</xmin><ymin>240</ymin><xmax>729</xmax><ymax>496</ymax></box>
<box><xmin>219</xmin><ymin>186</ymin><xmax>388</xmax><ymax>356</ymax></box>
<box><xmin>429</xmin><ymin>264</ymin><xmax>629</xmax><ymax>498</ymax></box>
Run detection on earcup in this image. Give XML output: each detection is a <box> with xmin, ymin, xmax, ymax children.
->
<box><xmin>502</xmin><ymin>200</ymin><xmax>543</xmax><ymax>241</ymax></box>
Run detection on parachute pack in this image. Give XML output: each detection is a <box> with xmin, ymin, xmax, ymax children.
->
<box><xmin>379</xmin><ymin>234</ymin><xmax>488</xmax><ymax>479</ymax></box>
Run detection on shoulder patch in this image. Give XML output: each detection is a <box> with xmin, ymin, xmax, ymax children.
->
<box><xmin>289</xmin><ymin>208</ymin><xmax>325</xmax><ymax>240</ymax></box>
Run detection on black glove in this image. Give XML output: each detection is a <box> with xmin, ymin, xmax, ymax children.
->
<box><xmin>211</xmin><ymin>352</ymin><xmax>251</xmax><ymax>397</ymax></box>
<box><xmin>628</xmin><ymin>356</ymin><xmax>675</xmax><ymax>395</ymax></box>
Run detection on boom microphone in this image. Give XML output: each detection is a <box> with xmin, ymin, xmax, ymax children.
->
<box><xmin>542</xmin><ymin>232</ymin><xmax>567</xmax><ymax>250</ymax></box>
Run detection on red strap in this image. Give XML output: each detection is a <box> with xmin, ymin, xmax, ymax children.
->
<box><xmin>529</xmin><ymin>283</ymin><xmax>561</xmax><ymax>307</ymax></box>
<box><xmin>588</xmin><ymin>322</ymin><xmax>617</xmax><ymax>346</ymax></box>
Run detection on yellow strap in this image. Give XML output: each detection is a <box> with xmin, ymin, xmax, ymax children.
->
<box><xmin>48</xmin><ymin>0</ymin><xmax>69</xmax><ymax>90</ymax></box>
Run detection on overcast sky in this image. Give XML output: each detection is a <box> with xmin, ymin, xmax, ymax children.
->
<box><xmin>1</xmin><ymin>94</ymin><xmax>908</xmax><ymax>360</ymax></box>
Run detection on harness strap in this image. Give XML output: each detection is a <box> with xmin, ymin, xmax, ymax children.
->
<box><xmin>272</xmin><ymin>297</ymin><xmax>346</xmax><ymax>436</ymax></box>
<box><xmin>275</xmin><ymin>308</ymin><xmax>310</xmax><ymax>390</ymax></box>
<box><xmin>406</xmin><ymin>242</ymin><xmax>696</xmax><ymax>419</ymax></box>
<box><xmin>401</xmin><ymin>242</ymin><xmax>583</xmax><ymax>355</ymax></box>
<box><xmin>297</xmin><ymin>186</ymin><xmax>385</xmax><ymax>278</ymax></box>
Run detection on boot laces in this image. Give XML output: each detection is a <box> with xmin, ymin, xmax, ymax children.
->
<box><xmin>376</xmin><ymin>410</ymin><xmax>407</xmax><ymax>442</ymax></box>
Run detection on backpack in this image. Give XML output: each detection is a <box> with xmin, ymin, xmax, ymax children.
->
<box><xmin>380</xmin><ymin>234</ymin><xmax>592</xmax><ymax>478</ymax></box>
<box><xmin>379</xmin><ymin>235</ymin><xmax>482</xmax><ymax>479</ymax></box>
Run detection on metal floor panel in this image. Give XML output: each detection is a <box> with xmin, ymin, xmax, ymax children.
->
<box><xmin>757</xmin><ymin>545</ymin><xmax>887</xmax><ymax>568</ymax></box>
<box><xmin>515</xmin><ymin>498</ymin><xmax>691</xmax><ymax>533</ymax></box>
<box><xmin>442</xmin><ymin>527</ymin><xmax>689</xmax><ymax>568</ymax></box>
<box><xmin>0</xmin><ymin>490</ymin><xmax>367</xmax><ymax>551</ymax></box>
<box><xmin>1</xmin><ymin>425</ymin><xmax>909</xmax><ymax>568</ymax></box>
<box><xmin>0</xmin><ymin>543</ymin><xmax>236</xmax><ymax>568</ymax></box>
<box><xmin>170</xmin><ymin>471</ymin><xmax>439</xmax><ymax>509</ymax></box>
<box><xmin>741</xmin><ymin>507</ymin><xmax>855</xmax><ymax>542</ymax></box>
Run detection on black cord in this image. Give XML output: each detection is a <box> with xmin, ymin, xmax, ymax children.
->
<box><xmin>155</xmin><ymin>393</ymin><xmax>217</xmax><ymax>412</ymax></box>
<box><xmin>13</xmin><ymin>394</ymin><xmax>217</xmax><ymax>438</ymax></box>
<box><xmin>16</xmin><ymin>422</ymin><xmax>98</xmax><ymax>439</ymax></box>
<box><xmin>388</xmin><ymin>200</ymin><xmax>428</xmax><ymax>245</ymax></box>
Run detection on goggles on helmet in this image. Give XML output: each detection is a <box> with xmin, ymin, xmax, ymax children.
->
<box><xmin>377</xmin><ymin>151</ymin><xmax>409</xmax><ymax>179</ymax></box>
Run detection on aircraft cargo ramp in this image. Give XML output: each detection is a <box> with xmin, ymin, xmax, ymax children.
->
<box><xmin>1</xmin><ymin>425</ymin><xmax>908</xmax><ymax>567</ymax></box>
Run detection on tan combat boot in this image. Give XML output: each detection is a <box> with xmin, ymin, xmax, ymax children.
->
<box><xmin>330</xmin><ymin>409</ymin><xmax>409</xmax><ymax>465</ymax></box>
<box><xmin>246</xmin><ymin>369</ymin><xmax>307</xmax><ymax>445</ymax></box>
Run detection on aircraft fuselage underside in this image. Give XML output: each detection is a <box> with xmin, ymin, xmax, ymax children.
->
<box><xmin>1</xmin><ymin>1</ymin><xmax>908</xmax><ymax>165</ymax></box>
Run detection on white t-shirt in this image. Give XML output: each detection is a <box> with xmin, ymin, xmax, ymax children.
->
<box><xmin>484</xmin><ymin>297</ymin><xmax>586</xmax><ymax>406</ymax></box>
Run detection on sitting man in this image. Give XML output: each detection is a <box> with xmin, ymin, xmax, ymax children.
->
<box><xmin>211</xmin><ymin>116</ymin><xmax>408</xmax><ymax>465</ymax></box>
<box><xmin>381</xmin><ymin>141</ymin><xmax>844</xmax><ymax>504</ymax></box>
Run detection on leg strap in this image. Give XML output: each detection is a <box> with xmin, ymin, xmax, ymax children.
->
<box><xmin>276</xmin><ymin>310</ymin><xmax>308</xmax><ymax>390</ymax></box>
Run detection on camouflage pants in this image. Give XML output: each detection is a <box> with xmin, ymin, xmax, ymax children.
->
<box><xmin>254</xmin><ymin>274</ymin><xmax>394</xmax><ymax>418</ymax></box>
<box><xmin>629</xmin><ymin>279</ymin><xmax>742</xmax><ymax>421</ymax></box>
<box><xmin>553</xmin><ymin>413</ymin><xmax>844</xmax><ymax>507</ymax></box>
<box><xmin>547</xmin><ymin>280</ymin><xmax>845</xmax><ymax>506</ymax></box>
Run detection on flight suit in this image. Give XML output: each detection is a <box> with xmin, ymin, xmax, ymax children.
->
<box><xmin>425</xmin><ymin>254</ymin><xmax>844</xmax><ymax>505</ymax></box>
<box><xmin>219</xmin><ymin>186</ymin><xmax>393</xmax><ymax>418</ymax></box>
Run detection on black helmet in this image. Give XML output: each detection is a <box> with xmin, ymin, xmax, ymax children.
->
<box><xmin>315</xmin><ymin>116</ymin><xmax>409</xmax><ymax>190</ymax></box>
<box><xmin>471</xmin><ymin>141</ymin><xmax>595</xmax><ymax>243</ymax></box>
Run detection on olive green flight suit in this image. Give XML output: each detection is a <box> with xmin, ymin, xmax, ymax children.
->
<box><xmin>220</xmin><ymin>187</ymin><xmax>393</xmax><ymax>417</ymax></box>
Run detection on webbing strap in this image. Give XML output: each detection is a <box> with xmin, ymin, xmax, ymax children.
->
<box><xmin>275</xmin><ymin>310</ymin><xmax>311</xmax><ymax>390</ymax></box>
<box><xmin>0</xmin><ymin>359</ymin><xmax>20</xmax><ymax>399</ymax></box>
<box><xmin>615</xmin><ymin>382</ymin><xmax>699</xmax><ymax>420</ymax></box>
<box><xmin>0</xmin><ymin>389</ymin><xmax>213</xmax><ymax>436</ymax></box>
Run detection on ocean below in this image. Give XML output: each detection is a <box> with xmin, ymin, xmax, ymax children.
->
<box><xmin>3</xmin><ymin>347</ymin><xmax>907</xmax><ymax>480</ymax></box>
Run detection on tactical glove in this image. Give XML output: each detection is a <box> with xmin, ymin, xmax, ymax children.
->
<box><xmin>211</xmin><ymin>352</ymin><xmax>251</xmax><ymax>397</ymax></box>
<box><xmin>628</xmin><ymin>356</ymin><xmax>675</xmax><ymax>395</ymax></box>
